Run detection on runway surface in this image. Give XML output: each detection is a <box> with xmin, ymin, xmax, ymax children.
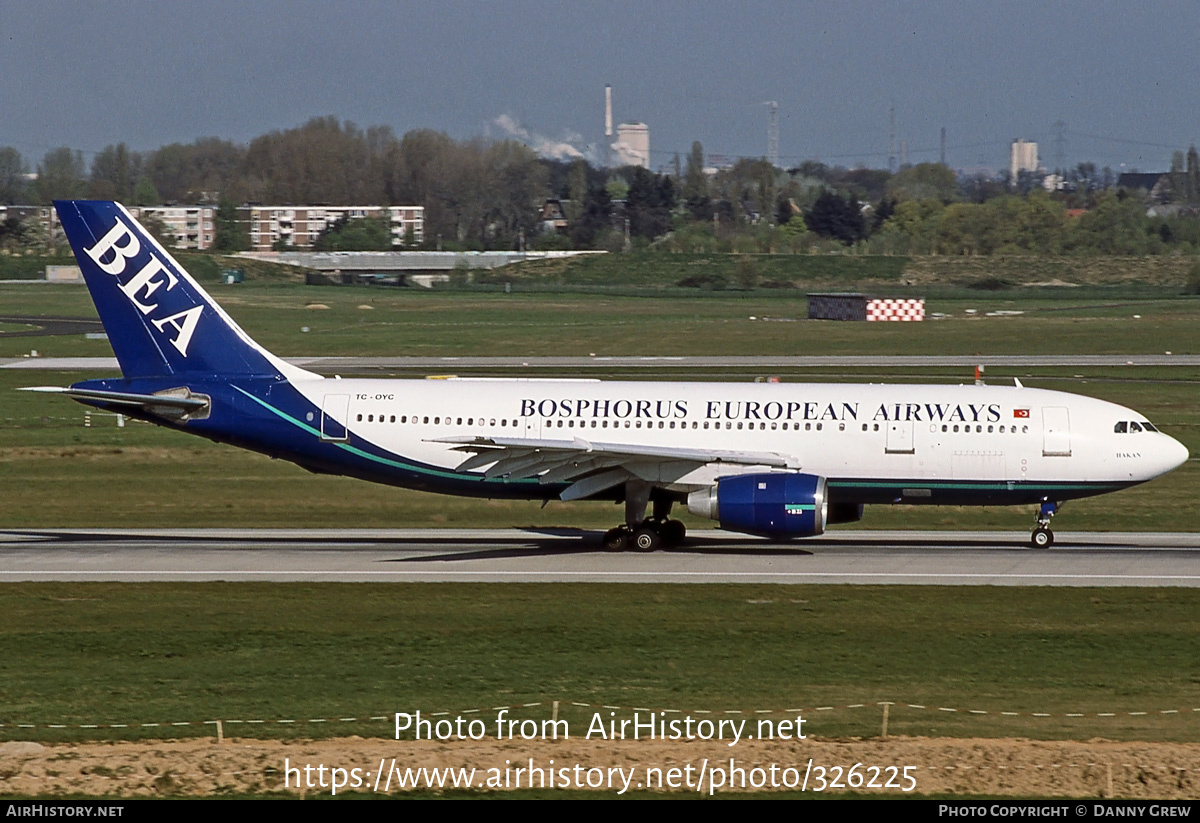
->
<box><xmin>3</xmin><ymin>529</ymin><xmax>1200</xmax><ymax>585</ymax></box>
<box><xmin>4</xmin><ymin>354</ymin><xmax>1200</xmax><ymax>371</ymax></box>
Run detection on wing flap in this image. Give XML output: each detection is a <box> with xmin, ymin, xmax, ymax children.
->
<box><xmin>429</xmin><ymin>433</ymin><xmax>799</xmax><ymax>499</ymax></box>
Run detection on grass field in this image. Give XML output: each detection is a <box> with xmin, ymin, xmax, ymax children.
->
<box><xmin>3</xmin><ymin>281</ymin><xmax>1200</xmax><ymax>360</ymax></box>
<box><xmin>2</xmin><ymin>275</ymin><xmax>1199</xmax><ymax>759</ymax></box>
<box><xmin>2</xmin><ymin>583</ymin><xmax>1198</xmax><ymax>744</ymax></box>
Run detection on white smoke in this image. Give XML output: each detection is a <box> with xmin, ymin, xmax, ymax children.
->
<box><xmin>609</xmin><ymin>140</ymin><xmax>642</xmax><ymax>167</ymax></box>
<box><xmin>492</xmin><ymin>114</ymin><xmax>589</xmax><ymax>161</ymax></box>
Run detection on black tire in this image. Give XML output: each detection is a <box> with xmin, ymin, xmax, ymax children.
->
<box><xmin>1031</xmin><ymin>527</ymin><xmax>1053</xmax><ymax>549</ymax></box>
<box><xmin>661</xmin><ymin>519</ymin><xmax>686</xmax><ymax>547</ymax></box>
<box><xmin>603</xmin><ymin>527</ymin><xmax>629</xmax><ymax>551</ymax></box>
<box><xmin>632</xmin><ymin>527</ymin><xmax>661</xmax><ymax>552</ymax></box>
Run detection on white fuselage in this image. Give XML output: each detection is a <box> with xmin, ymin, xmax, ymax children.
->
<box><xmin>291</xmin><ymin>377</ymin><xmax>1187</xmax><ymax>499</ymax></box>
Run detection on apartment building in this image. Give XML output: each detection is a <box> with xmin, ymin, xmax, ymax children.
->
<box><xmin>240</xmin><ymin>205</ymin><xmax>425</xmax><ymax>251</ymax></box>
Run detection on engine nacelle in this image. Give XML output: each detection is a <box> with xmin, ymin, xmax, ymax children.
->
<box><xmin>687</xmin><ymin>472</ymin><xmax>827</xmax><ymax>538</ymax></box>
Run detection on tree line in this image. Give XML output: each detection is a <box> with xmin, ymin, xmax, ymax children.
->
<box><xmin>2</xmin><ymin>118</ymin><xmax>1199</xmax><ymax>255</ymax></box>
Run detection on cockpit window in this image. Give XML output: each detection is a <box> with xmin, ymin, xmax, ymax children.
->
<box><xmin>1129</xmin><ymin>421</ymin><xmax>1143</xmax><ymax>432</ymax></box>
<box><xmin>1114</xmin><ymin>421</ymin><xmax>1127</xmax><ymax>433</ymax></box>
<box><xmin>1142</xmin><ymin>421</ymin><xmax>1158</xmax><ymax>432</ymax></box>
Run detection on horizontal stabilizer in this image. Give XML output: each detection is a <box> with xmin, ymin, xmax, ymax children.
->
<box><xmin>20</xmin><ymin>386</ymin><xmax>210</xmax><ymax>419</ymax></box>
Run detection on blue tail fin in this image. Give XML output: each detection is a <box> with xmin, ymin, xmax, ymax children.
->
<box><xmin>55</xmin><ymin>200</ymin><xmax>301</xmax><ymax>379</ymax></box>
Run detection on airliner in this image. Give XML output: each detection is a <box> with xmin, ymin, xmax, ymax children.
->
<box><xmin>30</xmin><ymin>201</ymin><xmax>1189</xmax><ymax>549</ymax></box>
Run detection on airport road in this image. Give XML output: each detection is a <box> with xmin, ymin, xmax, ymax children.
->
<box><xmin>3</xmin><ymin>529</ymin><xmax>1200</xmax><ymax>585</ymax></box>
<box><xmin>4</xmin><ymin>354</ymin><xmax>1200</xmax><ymax>372</ymax></box>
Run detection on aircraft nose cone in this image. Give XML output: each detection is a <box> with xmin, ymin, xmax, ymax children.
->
<box><xmin>1165</xmin><ymin>436</ymin><xmax>1190</xmax><ymax>472</ymax></box>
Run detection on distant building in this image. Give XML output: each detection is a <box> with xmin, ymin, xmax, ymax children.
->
<box><xmin>613</xmin><ymin>123</ymin><xmax>650</xmax><ymax>169</ymax></box>
<box><xmin>0</xmin><ymin>205</ymin><xmax>47</xmax><ymax>224</ymax></box>
<box><xmin>1116</xmin><ymin>172</ymin><xmax>1175</xmax><ymax>204</ymax></box>
<box><xmin>1010</xmin><ymin>139</ymin><xmax>1039</xmax><ymax>181</ymax></box>
<box><xmin>133</xmin><ymin>206</ymin><xmax>216</xmax><ymax>250</ymax></box>
<box><xmin>240</xmin><ymin>205</ymin><xmax>425</xmax><ymax>251</ymax></box>
<box><xmin>4</xmin><ymin>205</ymin><xmax>219</xmax><ymax>251</ymax></box>
<box><xmin>537</xmin><ymin>199</ymin><xmax>569</xmax><ymax>234</ymax></box>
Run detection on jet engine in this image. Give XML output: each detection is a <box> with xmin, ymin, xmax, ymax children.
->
<box><xmin>687</xmin><ymin>472</ymin><xmax>827</xmax><ymax>538</ymax></box>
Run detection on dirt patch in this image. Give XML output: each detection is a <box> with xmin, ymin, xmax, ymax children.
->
<box><xmin>2</xmin><ymin>736</ymin><xmax>1197</xmax><ymax>797</ymax></box>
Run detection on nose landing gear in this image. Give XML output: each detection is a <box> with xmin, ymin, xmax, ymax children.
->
<box><xmin>1030</xmin><ymin>501</ymin><xmax>1058</xmax><ymax>548</ymax></box>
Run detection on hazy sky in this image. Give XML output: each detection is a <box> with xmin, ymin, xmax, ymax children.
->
<box><xmin>2</xmin><ymin>0</ymin><xmax>1197</xmax><ymax>173</ymax></box>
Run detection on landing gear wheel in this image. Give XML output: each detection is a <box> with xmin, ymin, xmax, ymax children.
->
<box><xmin>1031</xmin><ymin>527</ymin><xmax>1053</xmax><ymax>549</ymax></box>
<box><xmin>603</xmin><ymin>527</ymin><xmax>630</xmax><ymax>551</ymax></box>
<box><xmin>661</xmin><ymin>519</ymin><xmax>686</xmax><ymax>547</ymax></box>
<box><xmin>632</xmin><ymin>527</ymin><xmax>662</xmax><ymax>552</ymax></box>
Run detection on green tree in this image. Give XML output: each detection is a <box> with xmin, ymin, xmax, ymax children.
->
<box><xmin>565</xmin><ymin>159</ymin><xmax>587</xmax><ymax>225</ymax></box>
<box><xmin>313</xmin><ymin>214</ymin><xmax>393</xmax><ymax>251</ymax></box>
<box><xmin>624</xmin><ymin>167</ymin><xmax>675</xmax><ymax>240</ymax></box>
<box><xmin>133</xmin><ymin>176</ymin><xmax>160</xmax><ymax>206</ymax></box>
<box><xmin>568</xmin><ymin>185</ymin><xmax>612</xmax><ymax>249</ymax></box>
<box><xmin>682</xmin><ymin>141</ymin><xmax>711</xmax><ymax>220</ymax></box>
<box><xmin>212</xmin><ymin>198</ymin><xmax>249</xmax><ymax>252</ymax></box>
<box><xmin>805</xmin><ymin>189</ymin><xmax>864</xmax><ymax>244</ymax></box>
<box><xmin>32</xmin><ymin>147</ymin><xmax>87</xmax><ymax>203</ymax></box>
<box><xmin>89</xmin><ymin>143</ymin><xmax>139</xmax><ymax>202</ymax></box>
<box><xmin>0</xmin><ymin>147</ymin><xmax>28</xmax><ymax>204</ymax></box>
<box><xmin>887</xmin><ymin>162</ymin><xmax>959</xmax><ymax>203</ymax></box>
<box><xmin>1187</xmin><ymin>146</ymin><xmax>1200</xmax><ymax>203</ymax></box>
<box><xmin>1063</xmin><ymin>192</ymin><xmax>1150</xmax><ymax>254</ymax></box>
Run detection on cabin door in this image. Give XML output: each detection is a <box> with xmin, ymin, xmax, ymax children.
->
<box><xmin>885</xmin><ymin>420</ymin><xmax>915</xmax><ymax>454</ymax></box>
<box><xmin>320</xmin><ymin>394</ymin><xmax>350</xmax><ymax>441</ymax></box>
<box><xmin>1041</xmin><ymin>406</ymin><xmax>1071</xmax><ymax>457</ymax></box>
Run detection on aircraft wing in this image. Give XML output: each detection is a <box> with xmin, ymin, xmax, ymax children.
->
<box><xmin>430</xmin><ymin>434</ymin><xmax>799</xmax><ymax>501</ymax></box>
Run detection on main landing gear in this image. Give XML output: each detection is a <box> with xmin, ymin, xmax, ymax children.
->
<box><xmin>1030</xmin><ymin>501</ymin><xmax>1058</xmax><ymax>549</ymax></box>
<box><xmin>602</xmin><ymin>480</ymin><xmax>686</xmax><ymax>552</ymax></box>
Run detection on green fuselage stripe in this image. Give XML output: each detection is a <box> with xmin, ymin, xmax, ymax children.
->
<box><xmin>234</xmin><ymin>387</ymin><xmax>533</xmax><ymax>485</ymax></box>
